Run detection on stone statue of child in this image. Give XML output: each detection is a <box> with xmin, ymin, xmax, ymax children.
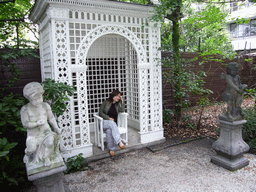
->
<box><xmin>21</xmin><ymin>82</ymin><xmax>62</xmax><ymax>167</ymax></box>
<box><xmin>221</xmin><ymin>62</ymin><xmax>247</xmax><ymax>121</ymax></box>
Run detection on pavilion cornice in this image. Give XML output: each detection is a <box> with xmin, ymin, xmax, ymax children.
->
<box><xmin>30</xmin><ymin>0</ymin><xmax>154</xmax><ymax>23</ymax></box>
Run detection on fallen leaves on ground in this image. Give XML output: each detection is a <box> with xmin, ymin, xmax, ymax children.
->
<box><xmin>164</xmin><ymin>98</ymin><xmax>254</xmax><ymax>140</ymax></box>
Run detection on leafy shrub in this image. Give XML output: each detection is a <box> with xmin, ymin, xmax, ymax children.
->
<box><xmin>64</xmin><ymin>153</ymin><xmax>89</xmax><ymax>174</ymax></box>
<box><xmin>243</xmin><ymin>108</ymin><xmax>256</xmax><ymax>154</ymax></box>
<box><xmin>0</xmin><ymin>94</ymin><xmax>27</xmax><ymax>188</ymax></box>
<box><xmin>42</xmin><ymin>78</ymin><xmax>75</xmax><ymax>118</ymax></box>
<box><xmin>0</xmin><ymin>52</ymin><xmax>74</xmax><ymax>187</ymax></box>
<box><xmin>0</xmin><ymin>94</ymin><xmax>27</xmax><ymax>133</ymax></box>
<box><xmin>0</xmin><ymin>137</ymin><xmax>19</xmax><ymax>186</ymax></box>
<box><xmin>0</xmin><ymin>49</ymin><xmax>38</xmax><ymax>188</ymax></box>
<box><xmin>245</xmin><ymin>88</ymin><xmax>256</xmax><ymax>108</ymax></box>
<box><xmin>163</xmin><ymin>109</ymin><xmax>174</xmax><ymax>124</ymax></box>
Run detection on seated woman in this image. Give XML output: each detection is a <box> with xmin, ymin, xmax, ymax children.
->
<box><xmin>99</xmin><ymin>90</ymin><xmax>126</xmax><ymax>156</ymax></box>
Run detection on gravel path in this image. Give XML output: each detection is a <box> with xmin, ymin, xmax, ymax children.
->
<box><xmin>64</xmin><ymin>138</ymin><xmax>256</xmax><ymax>191</ymax></box>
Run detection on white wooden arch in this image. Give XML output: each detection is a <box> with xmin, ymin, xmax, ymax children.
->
<box><xmin>76</xmin><ymin>24</ymin><xmax>147</xmax><ymax>66</ymax></box>
<box><xmin>73</xmin><ymin>24</ymin><xmax>150</xmax><ymax>143</ymax></box>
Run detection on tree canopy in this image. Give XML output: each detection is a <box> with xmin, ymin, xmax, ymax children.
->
<box><xmin>161</xmin><ymin>2</ymin><xmax>236</xmax><ymax>59</ymax></box>
<box><xmin>0</xmin><ymin>0</ymin><xmax>37</xmax><ymax>48</ymax></box>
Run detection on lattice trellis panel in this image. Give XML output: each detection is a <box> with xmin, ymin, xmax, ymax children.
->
<box><xmin>71</xmin><ymin>71</ymin><xmax>90</xmax><ymax>146</ymax></box>
<box><xmin>125</xmin><ymin>42</ymin><xmax>139</xmax><ymax>122</ymax></box>
<box><xmin>138</xmin><ymin>67</ymin><xmax>149</xmax><ymax>133</ymax></box>
<box><xmin>69</xmin><ymin>22</ymin><xmax>100</xmax><ymax>64</ymax></box>
<box><xmin>31</xmin><ymin>0</ymin><xmax>164</xmax><ymax>158</ymax></box>
<box><xmin>74</xmin><ymin>24</ymin><xmax>148</xmax><ymax>131</ymax></box>
<box><xmin>69</xmin><ymin>10</ymin><xmax>152</xmax><ymax>133</ymax></box>
<box><xmin>39</xmin><ymin>21</ymin><xmax>52</xmax><ymax>80</ymax></box>
<box><xmin>85</xmin><ymin>35</ymin><xmax>139</xmax><ymax>127</ymax></box>
<box><xmin>76</xmin><ymin>25</ymin><xmax>148</xmax><ymax>65</ymax></box>
<box><xmin>55</xmin><ymin>21</ymin><xmax>69</xmax><ymax>82</ymax></box>
<box><xmin>151</xmin><ymin>26</ymin><xmax>162</xmax><ymax>131</ymax></box>
<box><xmin>68</xmin><ymin>10</ymin><xmax>150</xmax><ymax>63</ymax></box>
<box><xmin>54</xmin><ymin>20</ymin><xmax>73</xmax><ymax>150</ymax></box>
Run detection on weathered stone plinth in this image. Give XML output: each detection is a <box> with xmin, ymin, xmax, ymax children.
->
<box><xmin>211</xmin><ymin>119</ymin><xmax>250</xmax><ymax>171</ymax></box>
<box><xmin>28</xmin><ymin>164</ymin><xmax>67</xmax><ymax>192</ymax></box>
<box><xmin>26</xmin><ymin>153</ymin><xmax>67</xmax><ymax>192</ymax></box>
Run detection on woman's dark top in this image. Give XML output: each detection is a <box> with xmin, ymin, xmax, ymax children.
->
<box><xmin>99</xmin><ymin>100</ymin><xmax>125</xmax><ymax>123</ymax></box>
<box><xmin>107</xmin><ymin>103</ymin><xmax>118</xmax><ymax>123</ymax></box>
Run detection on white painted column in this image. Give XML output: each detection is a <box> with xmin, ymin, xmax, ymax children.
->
<box><xmin>138</xmin><ymin>63</ymin><xmax>150</xmax><ymax>143</ymax></box>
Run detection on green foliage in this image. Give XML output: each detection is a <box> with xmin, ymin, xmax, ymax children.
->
<box><xmin>0</xmin><ymin>137</ymin><xmax>18</xmax><ymax>160</ymax></box>
<box><xmin>0</xmin><ymin>94</ymin><xmax>27</xmax><ymax>132</ymax></box>
<box><xmin>42</xmin><ymin>78</ymin><xmax>75</xmax><ymax>118</ymax></box>
<box><xmin>163</xmin><ymin>108</ymin><xmax>174</xmax><ymax>123</ymax></box>
<box><xmin>196</xmin><ymin>96</ymin><xmax>210</xmax><ymax>130</ymax></box>
<box><xmin>0</xmin><ymin>0</ymin><xmax>38</xmax><ymax>48</ymax></box>
<box><xmin>162</xmin><ymin>53</ymin><xmax>212</xmax><ymax>121</ymax></box>
<box><xmin>115</xmin><ymin>0</ymin><xmax>150</xmax><ymax>4</ymax></box>
<box><xmin>0</xmin><ymin>49</ymin><xmax>37</xmax><ymax>133</ymax></box>
<box><xmin>0</xmin><ymin>48</ymin><xmax>40</xmax><ymax>188</ymax></box>
<box><xmin>243</xmin><ymin>108</ymin><xmax>256</xmax><ymax>154</ymax></box>
<box><xmin>245</xmin><ymin>88</ymin><xmax>256</xmax><ymax>108</ymax></box>
<box><xmin>159</xmin><ymin>2</ymin><xmax>236</xmax><ymax>60</ymax></box>
<box><xmin>182</xmin><ymin>3</ymin><xmax>236</xmax><ymax>59</ymax></box>
<box><xmin>0</xmin><ymin>137</ymin><xmax>19</xmax><ymax>186</ymax></box>
<box><xmin>64</xmin><ymin>153</ymin><xmax>89</xmax><ymax>174</ymax></box>
<box><xmin>153</xmin><ymin>0</ymin><xmax>235</xmax><ymax>124</ymax></box>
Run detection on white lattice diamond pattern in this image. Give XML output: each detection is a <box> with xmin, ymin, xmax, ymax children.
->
<box><xmin>76</xmin><ymin>24</ymin><xmax>149</xmax><ymax>132</ymax></box>
<box><xmin>55</xmin><ymin>21</ymin><xmax>68</xmax><ymax>82</ymax></box>
<box><xmin>139</xmin><ymin>68</ymin><xmax>149</xmax><ymax>133</ymax></box>
<box><xmin>54</xmin><ymin>20</ymin><xmax>73</xmax><ymax>150</ymax></box>
<box><xmin>152</xmin><ymin>27</ymin><xmax>162</xmax><ymax>131</ymax></box>
<box><xmin>76</xmin><ymin>25</ymin><xmax>147</xmax><ymax>65</ymax></box>
<box><xmin>77</xmin><ymin>71</ymin><xmax>90</xmax><ymax>145</ymax></box>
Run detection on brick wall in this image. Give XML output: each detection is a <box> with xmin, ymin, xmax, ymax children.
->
<box><xmin>1</xmin><ymin>49</ymin><xmax>255</xmax><ymax>110</ymax></box>
<box><xmin>162</xmin><ymin>52</ymin><xmax>255</xmax><ymax>109</ymax></box>
<box><xmin>0</xmin><ymin>49</ymin><xmax>41</xmax><ymax>96</ymax></box>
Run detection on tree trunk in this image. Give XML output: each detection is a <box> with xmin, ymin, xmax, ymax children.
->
<box><xmin>167</xmin><ymin>3</ymin><xmax>182</xmax><ymax>123</ymax></box>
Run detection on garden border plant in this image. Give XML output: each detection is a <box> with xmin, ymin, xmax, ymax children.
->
<box><xmin>0</xmin><ymin>48</ymin><xmax>75</xmax><ymax>188</ymax></box>
<box><xmin>162</xmin><ymin>51</ymin><xmax>212</xmax><ymax>127</ymax></box>
<box><xmin>64</xmin><ymin>153</ymin><xmax>90</xmax><ymax>174</ymax></box>
<box><xmin>0</xmin><ymin>48</ymin><xmax>37</xmax><ymax>188</ymax></box>
<box><xmin>243</xmin><ymin>88</ymin><xmax>256</xmax><ymax>154</ymax></box>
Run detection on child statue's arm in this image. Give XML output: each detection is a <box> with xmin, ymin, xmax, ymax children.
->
<box><xmin>45</xmin><ymin>103</ymin><xmax>62</xmax><ymax>134</ymax></box>
<box><xmin>225</xmin><ymin>75</ymin><xmax>242</xmax><ymax>93</ymax></box>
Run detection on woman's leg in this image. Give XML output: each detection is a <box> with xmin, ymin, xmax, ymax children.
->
<box><xmin>103</xmin><ymin>120</ymin><xmax>121</xmax><ymax>151</ymax></box>
<box><xmin>105</xmin><ymin>128</ymin><xmax>115</xmax><ymax>151</ymax></box>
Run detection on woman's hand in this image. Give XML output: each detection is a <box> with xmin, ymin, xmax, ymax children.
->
<box><xmin>120</xmin><ymin>96</ymin><xmax>124</xmax><ymax>103</ymax></box>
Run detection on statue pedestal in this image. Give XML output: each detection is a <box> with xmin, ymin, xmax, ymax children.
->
<box><xmin>28</xmin><ymin>164</ymin><xmax>67</xmax><ymax>192</ymax></box>
<box><xmin>211</xmin><ymin>119</ymin><xmax>250</xmax><ymax>171</ymax></box>
<box><xmin>26</xmin><ymin>153</ymin><xmax>67</xmax><ymax>192</ymax></box>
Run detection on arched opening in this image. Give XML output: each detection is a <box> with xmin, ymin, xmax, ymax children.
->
<box><xmin>86</xmin><ymin>34</ymin><xmax>140</xmax><ymax>131</ymax></box>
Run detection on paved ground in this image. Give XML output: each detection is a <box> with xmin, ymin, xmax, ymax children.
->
<box><xmin>63</xmin><ymin>138</ymin><xmax>256</xmax><ymax>191</ymax></box>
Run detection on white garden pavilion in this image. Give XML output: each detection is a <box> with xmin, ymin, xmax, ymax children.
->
<box><xmin>29</xmin><ymin>0</ymin><xmax>164</xmax><ymax>159</ymax></box>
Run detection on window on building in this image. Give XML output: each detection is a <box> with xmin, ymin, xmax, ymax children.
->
<box><xmin>251</xmin><ymin>19</ymin><xmax>256</xmax><ymax>36</ymax></box>
<box><xmin>230</xmin><ymin>19</ymin><xmax>256</xmax><ymax>38</ymax></box>
<box><xmin>230</xmin><ymin>23</ymin><xmax>237</xmax><ymax>38</ymax></box>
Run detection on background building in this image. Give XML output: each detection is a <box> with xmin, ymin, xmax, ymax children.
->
<box><xmin>227</xmin><ymin>1</ymin><xmax>256</xmax><ymax>54</ymax></box>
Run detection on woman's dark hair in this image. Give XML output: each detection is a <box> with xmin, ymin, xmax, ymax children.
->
<box><xmin>108</xmin><ymin>89</ymin><xmax>122</xmax><ymax>102</ymax></box>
